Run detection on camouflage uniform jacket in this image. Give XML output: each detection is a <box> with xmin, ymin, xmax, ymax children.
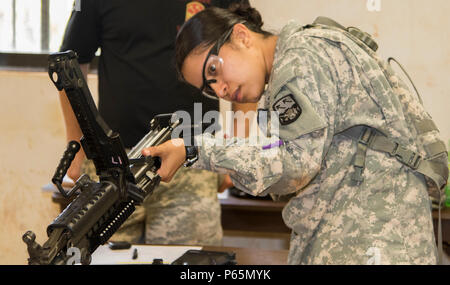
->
<box><xmin>193</xmin><ymin>20</ymin><xmax>438</xmax><ymax>264</ymax></box>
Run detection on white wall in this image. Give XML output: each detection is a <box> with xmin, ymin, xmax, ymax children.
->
<box><xmin>251</xmin><ymin>0</ymin><xmax>450</xmax><ymax>143</ymax></box>
<box><xmin>0</xmin><ymin>71</ymin><xmax>99</xmax><ymax>264</ymax></box>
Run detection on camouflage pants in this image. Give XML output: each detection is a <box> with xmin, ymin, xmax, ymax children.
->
<box><xmin>81</xmin><ymin>160</ymin><xmax>223</xmax><ymax>246</ymax></box>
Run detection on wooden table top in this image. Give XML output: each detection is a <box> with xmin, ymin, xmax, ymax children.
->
<box><xmin>203</xmin><ymin>246</ymin><xmax>289</xmax><ymax>265</ymax></box>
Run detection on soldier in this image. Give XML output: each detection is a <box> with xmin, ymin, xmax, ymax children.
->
<box><xmin>143</xmin><ymin>4</ymin><xmax>448</xmax><ymax>264</ymax></box>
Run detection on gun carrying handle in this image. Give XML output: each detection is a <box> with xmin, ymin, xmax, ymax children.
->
<box><xmin>52</xmin><ymin>140</ymin><xmax>81</xmax><ymax>198</ymax></box>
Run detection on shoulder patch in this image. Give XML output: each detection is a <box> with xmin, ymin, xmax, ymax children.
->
<box><xmin>273</xmin><ymin>94</ymin><xmax>302</xmax><ymax>125</ymax></box>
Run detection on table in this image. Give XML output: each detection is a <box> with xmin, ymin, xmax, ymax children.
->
<box><xmin>90</xmin><ymin>244</ymin><xmax>288</xmax><ymax>265</ymax></box>
<box><xmin>204</xmin><ymin>246</ymin><xmax>289</xmax><ymax>265</ymax></box>
<box><xmin>432</xmin><ymin>208</ymin><xmax>450</xmax><ymax>250</ymax></box>
<box><xmin>219</xmin><ymin>193</ymin><xmax>290</xmax><ymax>234</ymax></box>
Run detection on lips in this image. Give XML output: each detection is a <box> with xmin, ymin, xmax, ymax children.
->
<box><xmin>231</xmin><ymin>87</ymin><xmax>241</xmax><ymax>102</ymax></box>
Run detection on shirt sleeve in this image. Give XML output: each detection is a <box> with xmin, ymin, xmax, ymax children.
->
<box><xmin>59</xmin><ymin>0</ymin><xmax>101</xmax><ymax>63</ymax></box>
<box><xmin>192</xmin><ymin>48</ymin><xmax>337</xmax><ymax>197</ymax></box>
<box><xmin>193</xmin><ymin>129</ymin><xmax>326</xmax><ymax>197</ymax></box>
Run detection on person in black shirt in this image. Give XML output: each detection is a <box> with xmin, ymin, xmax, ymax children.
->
<box><xmin>58</xmin><ymin>0</ymin><xmax>247</xmax><ymax>245</ymax></box>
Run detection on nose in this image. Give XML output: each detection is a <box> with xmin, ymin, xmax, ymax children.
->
<box><xmin>211</xmin><ymin>79</ymin><xmax>228</xmax><ymax>99</ymax></box>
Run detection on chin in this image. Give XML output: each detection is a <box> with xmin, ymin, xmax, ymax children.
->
<box><xmin>246</xmin><ymin>97</ymin><xmax>260</xmax><ymax>103</ymax></box>
<box><xmin>247</xmin><ymin>92</ymin><xmax>264</xmax><ymax>103</ymax></box>
<box><xmin>236</xmin><ymin>96</ymin><xmax>257</xmax><ymax>104</ymax></box>
<box><xmin>237</xmin><ymin>89</ymin><xmax>260</xmax><ymax>103</ymax></box>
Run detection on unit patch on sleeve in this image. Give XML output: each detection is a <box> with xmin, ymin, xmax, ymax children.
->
<box><xmin>272</xmin><ymin>94</ymin><xmax>302</xmax><ymax>125</ymax></box>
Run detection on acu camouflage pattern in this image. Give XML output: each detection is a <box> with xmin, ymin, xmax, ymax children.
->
<box><xmin>81</xmin><ymin>159</ymin><xmax>223</xmax><ymax>246</ymax></box>
<box><xmin>194</xmin><ymin>20</ymin><xmax>446</xmax><ymax>264</ymax></box>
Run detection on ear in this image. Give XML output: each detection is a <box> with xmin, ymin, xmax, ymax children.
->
<box><xmin>231</xmin><ymin>23</ymin><xmax>252</xmax><ymax>49</ymax></box>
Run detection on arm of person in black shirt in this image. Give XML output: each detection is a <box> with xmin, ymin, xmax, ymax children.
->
<box><xmin>58</xmin><ymin>0</ymin><xmax>100</xmax><ymax>181</ymax></box>
<box><xmin>58</xmin><ymin>64</ymin><xmax>89</xmax><ymax>181</ymax></box>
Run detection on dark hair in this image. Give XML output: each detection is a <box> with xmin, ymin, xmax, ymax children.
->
<box><xmin>175</xmin><ymin>2</ymin><xmax>272</xmax><ymax>81</ymax></box>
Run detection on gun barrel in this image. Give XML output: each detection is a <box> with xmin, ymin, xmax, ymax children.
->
<box><xmin>127</xmin><ymin>118</ymin><xmax>181</xmax><ymax>159</ymax></box>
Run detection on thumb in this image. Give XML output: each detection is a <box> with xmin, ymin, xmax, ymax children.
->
<box><xmin>142</xmin><ymin>146</ymin><xmax>161</xmax><ymax>157</ymax></box>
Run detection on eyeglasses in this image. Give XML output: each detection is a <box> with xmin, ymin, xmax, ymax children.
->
<box><xmin>199</xmin><ymin>24</ymin><xmax>240</xmax><ymax>100</ymax></box>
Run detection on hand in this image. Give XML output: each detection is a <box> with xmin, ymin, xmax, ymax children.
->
<box><xmin>142</xmin><ymin>138</ymin><xmax>186</xmax><ymax>182</ymax></box>
<box><xmin>218</xmin><ymin>174</ymin><xmax>234</xmax><ymax>193</ymax></box>
<box><xmin>66</xmin><ymin>150</ymin><xmax>85</xmax><ymax>182</ymax></box>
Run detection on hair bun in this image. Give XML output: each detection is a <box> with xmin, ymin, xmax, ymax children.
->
<box><xmin>229</xmin><ymin>2</ymin><xmax>264</xmax><ymax>29</ymax></box>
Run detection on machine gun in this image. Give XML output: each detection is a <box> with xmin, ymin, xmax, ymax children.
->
<box><xmin>22</xmin><ymin>51</ymin><xmax>181</xmax><ymax>265</ymax></box>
